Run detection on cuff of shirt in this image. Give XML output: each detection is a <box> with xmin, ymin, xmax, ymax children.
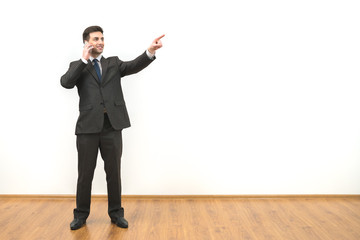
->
<box><xmin>81</xmin><ymin>57</ymin><xmax>88</xmax><ymax>64</ymax></box>
<box><xmin>146</xmin><ymin>50</ymin><xmax>155</xmax><ymax>59</ymax></box>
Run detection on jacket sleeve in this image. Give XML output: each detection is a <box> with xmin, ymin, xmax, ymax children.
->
<box><xmin>117</xmin><ymin>51</ymin><xmax>155</xmax><ymax>77</ymax></box>
<box><xmin>60</xmin><ymin>59</ymin><xmax>88</xmax><ymax>89</ymax></box>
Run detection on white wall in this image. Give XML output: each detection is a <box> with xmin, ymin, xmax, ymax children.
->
<box><xmin>0</xmin><ymin>0</ymin><xmax>359</xmax><ymax>195</ymax></box>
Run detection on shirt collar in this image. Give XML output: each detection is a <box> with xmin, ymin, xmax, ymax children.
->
<box><xmin>89</xmin><ymin>55</ymin><xmax>102</xmax><ymax>62</ymax></box>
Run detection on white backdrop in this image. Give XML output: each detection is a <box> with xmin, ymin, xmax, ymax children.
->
<box><xmin>0</xmin><ymin>0</ymin><xmax>359</xmax><ymax>195</ymax></box>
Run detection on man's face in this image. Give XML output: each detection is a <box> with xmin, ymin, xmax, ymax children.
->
<box><xmin>88</xmin><ymin>31</ymin><xmax>104</xmax><ymax>54</ymax></box>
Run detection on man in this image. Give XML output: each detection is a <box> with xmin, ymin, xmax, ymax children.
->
<box><xmin>61</xmin><ymin>26</ymin><xmax>164</xmax><ymax>230</ymax></box>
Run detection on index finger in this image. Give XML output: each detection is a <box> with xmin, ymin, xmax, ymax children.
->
<box><xmin>155</xmin><ymin>34</ymin><xmax>165</xmax><ymax>41</ymax></box>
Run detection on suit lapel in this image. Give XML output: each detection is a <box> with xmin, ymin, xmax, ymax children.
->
<box><xmin>100</xmin><ymin>57</ymin><xmax>109</xmax><ymax>86</ymax></box>
<box><xmin>86</xmin><ymin>59</ymin><xmax>100</xmax><ymax>84</ymax></box>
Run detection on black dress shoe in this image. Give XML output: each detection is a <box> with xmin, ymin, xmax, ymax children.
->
<box><xmin>70</xmin><ymin>218</ymin><xmax>86</xmax><ymax>230</ymax></box>
<box><xmin>111</xmin><ymin>217</ymin><xmax>128</xmax><ymax>228</ymax></box>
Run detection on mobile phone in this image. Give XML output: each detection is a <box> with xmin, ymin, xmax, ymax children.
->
<box><xmin>84</xmin><ymin>41</ymin><xmax>92</xmax><ymax>52</ymax></box>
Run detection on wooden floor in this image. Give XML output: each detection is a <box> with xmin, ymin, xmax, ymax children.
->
<box><xmin>0</xmin><ymin>196</ymin><xmax>359</xmax><ymax>240</ymax></box>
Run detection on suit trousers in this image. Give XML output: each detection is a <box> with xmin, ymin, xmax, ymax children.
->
<box><xmin>74</xmin><ymin>113</ymin><xmax>124</xmax><ymax>220</ymax></box>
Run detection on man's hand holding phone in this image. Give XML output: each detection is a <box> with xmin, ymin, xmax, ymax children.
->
<box><xmin>82</xmin><ymin>41</ymin><xmax>94</xmax><ymax>60</ymax></box>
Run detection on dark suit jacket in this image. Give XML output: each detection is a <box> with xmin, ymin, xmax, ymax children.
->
<box><xmin>61</xmin><ymin>51</ymin><xmax>155</xmax><ymax>134</ymax></box>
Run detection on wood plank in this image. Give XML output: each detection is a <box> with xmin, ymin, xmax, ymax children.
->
<box><xmin>0</xmin><ymin>197</ymin><xmax>359</xmax><ymax>240</ymax></box>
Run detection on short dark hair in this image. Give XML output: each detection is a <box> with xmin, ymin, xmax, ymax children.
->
<box><xmin>83</xmin><ymin>26</ymin><xmax>103</xmax><ymax>43</ymax></box>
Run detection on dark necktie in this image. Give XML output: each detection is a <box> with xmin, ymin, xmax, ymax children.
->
<box><xmin>93</xmin><ymin>59</ymin><xmax>101</xmax><ymax>82</ymax></box>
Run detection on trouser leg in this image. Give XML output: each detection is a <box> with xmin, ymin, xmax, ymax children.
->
<box><xmin>74</xmin><ymin>133</ymin><xmax>99</xmax><ymax>219</ymax></box>
<box><xmin>99</xmin><ymin>114</ymin><xmax>124</xmax><ymax>219</ymax></box>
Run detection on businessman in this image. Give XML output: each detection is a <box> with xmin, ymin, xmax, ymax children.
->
<box><xmin>61</xmin><ymin>26</ymin><xmax>164</xmax><ymax>230</ymax></box>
